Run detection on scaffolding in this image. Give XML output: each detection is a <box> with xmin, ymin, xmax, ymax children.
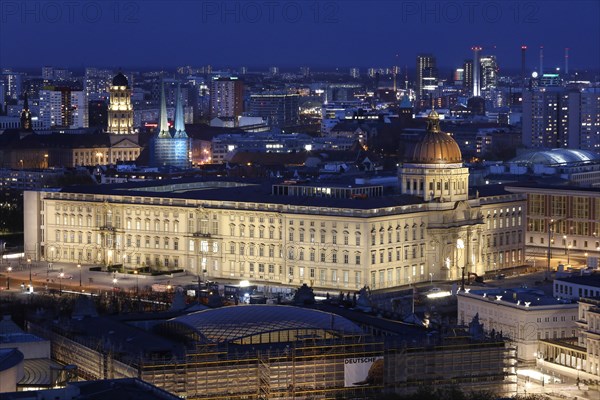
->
<box><xmin>27</xmin><ymin>320</ymin><xmax>517</xmax><ymax>399</ymax></box>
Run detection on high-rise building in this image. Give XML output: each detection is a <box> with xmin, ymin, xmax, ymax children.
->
<box><xmin>415</xmin><ymin>54</ymin><xmax>437</xmax><ymax>104</ymax></box>
<box><xmin>463</xmin><ymin>60</ymin><xmax>473</xmax><ymax>94</ymax></box>
<box><xmin>472</xmin><ymin>46</ymin><xmax>482</xmax><ymax>97</ymax></box>
<box><xmin>0</xmin><ymin>82</ymin><xmax>6</xmax><ymax>113</ymax></box>
<box><xmin>480</xmin><ymin>55</ymin><xmax>498</xmax><ymax>90</ymax></box>
<box><xmin>84</xmin><ymin>68</ymin><xmax>113</xmax><ymax>101</ymax></box>
<box><xmin>88</xmin><ymin>100</ymin><xmax>108</xmax><ymax>128</ymax></box>
<box><xmin>209</xmin><ymin>77</ymin><xmax>244</xmax><ymax>119</ymax></box>
<box><xmin>42</xmin><ymin>66</ymin><xmax>54</xmax><ymax>81</ymax></box>
<box><xmin>349</xmin><ymin>68</ymin><xmax>360</xmax><ymax>79</ymax></box>
<box><xmin>248</xmin><ymin>93</ymin><xmax>299</xmax><ymax>127</ymax></box>
<box><xmin>454</xmin><ymin>68</ymin><xmax>465</xmax><ymax>85</ymax></box>
<box><xmin>1</xmin><ymin>72</ymin><xmax>22</xmax><ymax>100</ymax></box>
<box><xmin>522</xmin><ymin>87</ymin><xmax>600</xmax><ymax>152</ymax></box>
<box><xmin>269</xmin><ymin>66</ymin><xmax>279</xmax><ymax>76</ymax></box>
<box><xmin>521</xmin><ymin>45</ymin><xmax>527</xmax><ymax>85</ymax></box>
<box><xmin>567</xmin><ymin>88</ymin><xmax>600</xmax><ymax>153</ymax></box>
<box><xmin>107</xmin><ymin>72</ymin><xmax>134</xmax><ymax>134</ymax></box>
<box><xmin>39</xmin><ymin>87</ymin><xmax>87</xmax><ymax>128</ymax></box>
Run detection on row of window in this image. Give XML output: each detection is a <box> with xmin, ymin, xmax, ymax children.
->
<box><xmin>370</xmin><ymin>265</ymin><xmax>425</xmax><ymax>288</ymax></box>
<box><xmin>371</xmin><ymin>245</ymin><xmax>425</xmax><ymax>264</ymax></box>
<box><xmin>485</xmin><ymin>231</ymin><xmax>523</xmax><ymax>248</ymax></box>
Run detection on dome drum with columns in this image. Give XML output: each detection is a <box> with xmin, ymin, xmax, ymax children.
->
<box><xmin>399</xmin><ymin>110</ymin><xmax>469</xmax><ymax>202</ymax></box>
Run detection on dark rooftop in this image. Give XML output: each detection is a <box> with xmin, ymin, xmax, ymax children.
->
<box><xmin>555</xmin><ymin>274</ymin><xmax>600</xmax><ymax>288</ymax></box>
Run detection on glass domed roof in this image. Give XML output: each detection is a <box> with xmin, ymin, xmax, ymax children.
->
<box><xmin>161</xmin><ymin>305</ymin><xmax>363</xmax><ymax>344</ymax></box>
<box><xmin>509</xmin><ymin>149</ymin><xmax>599</xmax><ymax>166</ymax></box>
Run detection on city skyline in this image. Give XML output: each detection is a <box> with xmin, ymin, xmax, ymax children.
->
<box><xmin>0</xmin><ymin>0</ymin><xmax>598</xmax><ymax>70</ymax></box>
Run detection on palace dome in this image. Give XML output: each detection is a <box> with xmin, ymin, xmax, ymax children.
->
<box><xmin>112</xmin><ymin>72</ymin><xmax>129</xmax><ymax>87</ymax></box>
<box><xmin>405</xmin><ymin>110</ymin><xmax>462</xmax><ymax>164</ymax></box>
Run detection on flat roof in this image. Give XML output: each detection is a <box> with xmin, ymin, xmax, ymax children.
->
<box><xmin>48</xmin><ymin>177</ymin><xmax>521</xmax><ymax>212</ymax></box>
<box><xmin>555</xmin><ymin>274</ymin><xmax>600</xmax><ymax>288</ymax></box>
<box><xmin>460</xmin><ymin>288</ymin><xmax>577</xmax><ymax>308</ymax></box>
<box><xmin>53</xmin><ymin>178</ymin><xmax>427</xmax><ymax>210</ymax></box>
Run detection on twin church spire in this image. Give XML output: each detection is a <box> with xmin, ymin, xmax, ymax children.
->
<box><xmin>156</xmin><ymin>82</ymin><xmax>187</xmax><ymax>139</ymax></box>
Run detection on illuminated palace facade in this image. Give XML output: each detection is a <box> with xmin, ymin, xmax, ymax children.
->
<box><xmin>24</xmin><ymin>113</ymin><xmax>526</xmax><ymax>290</ymax></box>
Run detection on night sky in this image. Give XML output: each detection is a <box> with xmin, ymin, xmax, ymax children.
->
<box><xmin>1</xmin><ymin>0</ymin><xmax>598</xmax><ymax>71</ymax></box>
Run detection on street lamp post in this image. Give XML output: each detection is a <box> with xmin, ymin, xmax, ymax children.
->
<box><xmin>546</xmin><ymin>219</ymin><xmax>556</xmax><ymax>281</ymax></box>
<box><xmin>6</xmin><ymin>266</ymin><xmax>11</xmax><ymax>290</ymax></box>
<box><xmin>59</xmin><ymin>272</ymin><xmax>64</xmax><ymax>295</ymax></box>
<box><xmin>134</xmin><ymin>270</ymin><xmax>139</xmax><ymax>294</ymax></box>
<box><xmin>112</xmin><ymin>277</ymin><xmax>118</xmax><ymax>294</ymax></box>
<box><xmin>429</xmin><ymin>272</ymin><xmax>434</xmax><ymax>285</ymax></box>
<box><xmin>568</xmin><ymin>244</ymin><xmax>572</xmax><ymax>265</ymax></box>
<box><xmin>27</xmin><ymin>258</ymin><xmax>31</xmax><ymax>286</ymax></box>
<box><xmin>77</xmin><ymin>264</ymin><xmax>82</xmax><ymax>287</ymax></box>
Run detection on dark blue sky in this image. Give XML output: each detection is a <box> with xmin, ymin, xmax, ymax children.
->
<box><xmin>1</xmin><ymin>0</ymin><xmax>598</xmax><ymax>71</ymax></box>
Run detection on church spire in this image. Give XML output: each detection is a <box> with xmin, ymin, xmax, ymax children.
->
<box><xmin>173</xmin><ymin>84</ymin><xmax>187</xmax><ymax>138</ymax></box>
<box><xmin>157</xmin><ymin>82</ymin><xmax>171</xmax><ymax>138</ymax></box>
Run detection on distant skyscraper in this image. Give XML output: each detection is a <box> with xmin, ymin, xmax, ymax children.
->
<box><xmin>416</xmin><ymin>54</ymin><xmax>437</xmax><ymax>104</ymax></box>
<box><xmin>209</xmin><ymin>77</ymin><xmax>244</xmax><ymax>119</ymax></box>
<box><xmin>300</xmin><ymin>66</ymin><xmax>310</xmax><ymax>77</ymax></box>
<box><xmin>39</xmin><ymin>87</ymin><xmax>87</xmax><ymax>128</ymax></box>
<box><xmin>239</xmin><ymin>66</ymin><xmax>248</xmax><ymax>75</ymax></box>
<box><xmin>463</xmin><ymin>60</ymin><xmax>473</xmax><ymax>94</ymax></box>
<box><xmin>269</xmin><ymin>66</ymin><xmax>279</xmax><ymax>76</ymax></box>
<box><xmin>249</xmin><ymin>93</ymin><xmax>299</xmax><ymax>127</ymax></box>
<box><xmin>349</xmin><ymin>68</ymin><xmax>360</xmax><ymax>79</ymax></box>
<box><xmin>107</xmin><ymin>72</ymin><xmax>134</xmax><ymax>134</ymax></box>
<box><xmin>480</xmin><ymin>55</ymin><xmax>498</xmax><ymax>90</ymax></box>
<box><xmin>2</xmin><ymin>72</ymin><xmax>22</xmax><ymax>100</ymax></box>
<box><xmin>521</xmin><ymin>45</ymin><xmax>527</xmax><ymax>84</ymax></box>
<box><xmin>471</xmin><ymin>46</ymin><xmax>482</xmax><ymax>97</ymax></box>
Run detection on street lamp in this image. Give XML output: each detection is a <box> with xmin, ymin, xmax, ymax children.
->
<box><xmin>77</xmin><ymin>264</ymin><xmax>82</xmax><ymax>287</ymax></box>
<box><xmin>546</xmin><ymin>219</ymin><xmax>557</xmax><ymax>281</ymax></box>
<box><xmin>133</xmin><ymin>270</ymin><xmax>139</xmax><ymax>294</ymax></box>
<box><xmin>6</xmin><ymin>266</ymin><xmax>12</xmax><ymax>290</ymax></box>
<box><xmin>577</xmin><ymin>364</ymin><xmax>581</xmax><ymax>388</ymax></box>
<box><xmin>27</xmin><ymin>258</ymin><xmax>31</xmax><ymax>286</ymax></box>
<box><xmin>568</xmin><ymin>244</ymin><xmax>572</xmax><ymax>265</ymax></box>
<box><xmin>429</xmin><ymin>272</ymin><xmax>434</xmax><ymax>285</ymax></box>
<box><xmin>59</xmin><ymin>272</ymin><xmax>64</xmax><ymax>295</ymax></box>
